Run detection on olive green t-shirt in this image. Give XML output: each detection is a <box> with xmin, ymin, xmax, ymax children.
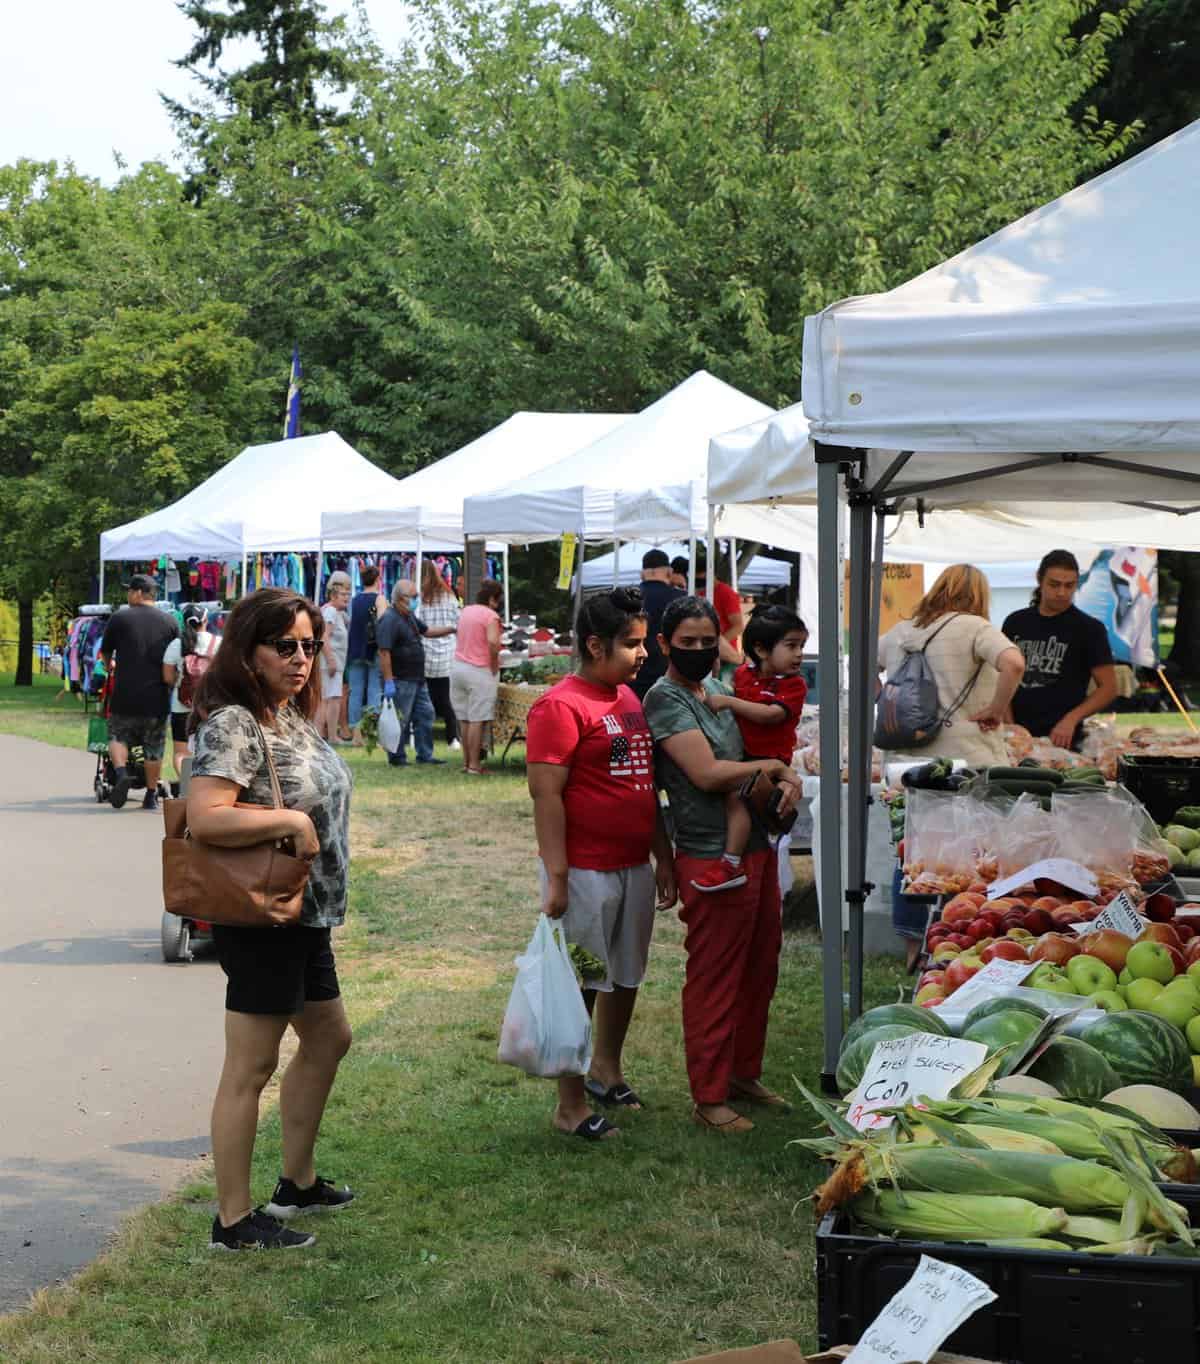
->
<box><xmin>644</xmin><ymin>675</ymin><xmax>764</xmax><ymax>858</ymax></box>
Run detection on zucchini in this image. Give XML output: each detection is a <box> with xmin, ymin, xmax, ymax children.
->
<box><xmin>986</xmin><ymin>766</ymin><xmax>1065</xmax><ymax>787</ymax></box>
<box><xmin>1174</xmin><ymin>806</ymin><xmax>1200</xmax><ymax>829</ymax></box>
<box><xmin>987</xmin><ymin>779</ymin><xmax>1060</xmax><ymax>801</ymax></box>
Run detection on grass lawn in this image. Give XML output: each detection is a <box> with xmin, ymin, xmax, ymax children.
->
<box><xmin>0</xmin><ymin>680</ymin><xmax>907</xmax><ymax>1362</ymax></box>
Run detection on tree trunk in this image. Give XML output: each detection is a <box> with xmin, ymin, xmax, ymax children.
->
<box><xmin>14</xmin><ymin>598</ymin><xmax>34</xmax><ymax>687</ymax></box>
<box><xmin>1169</xmin><ymin>556</ymin><xmax>1200</xmax><ymax>679</ymax></box>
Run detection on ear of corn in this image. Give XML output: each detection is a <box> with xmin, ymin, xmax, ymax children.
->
<box><xmin>919</xmin><ymin>1100</ymin><xmax>1112</xmax><ymax>1160</ymax></box>
<box><xmin>851</xmin><ymin>1190</ymin><xmax>1068</xmax><ymax>1241</ymax></box>
<box><xmin>905</xmin><ymin>1121</ymin><xmax>1063</xmax><ymax>1157</ymax></box>
<box><xmin>1063</xmin><ymin>1215</ymin><xmax>1126</xmax><ymax>1243</ymax></box>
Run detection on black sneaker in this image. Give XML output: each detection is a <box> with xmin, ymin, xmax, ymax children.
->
<box><xmin>109</xmin><ymin>769</ymin><xmax>132</xmax><ymax>810</ymax></box>
<box><xmin>142</xmin><ymin>790</ymin><xmax>159</xmax><ymax>812</ymax></box>
<box><xmin>264</xmin><ymin>1175</ymin><xmax>355</xmax><ymax>1220</ymax></box>
<box><xmin>209</xmin><ymin>1208</ymin><xmax>315</xmax><ymax>1251</ymax></box>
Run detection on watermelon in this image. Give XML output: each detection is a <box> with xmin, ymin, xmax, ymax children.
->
<box><xmin>962</xmin><ymin>997</ymin><xmax>1048</xmax><ymax>1034</ymax></box>
<box><xmin>836</xmin><ymin>1025</ymin><xmax>922</xmax><ymax>1096</ymax></box>
<box><xmin>1027</xmin><ymin>1036</ymin><xmax>1121</xmax><ymax>1103</ymax></box>
<box><xmin>842</xmin><ymin>1004</ymin><xmax>950</xmax><ymax>1056</ymax></box>
<box><xmin>1082</xmin><ymin>1010</ymin><xmax>1194</xmax><ymax>1093</ymax></box>
<box><xmin>962</xmin><ymin>1009</ymin><xmax>1042</xmax><ymax>1068</ymax></box>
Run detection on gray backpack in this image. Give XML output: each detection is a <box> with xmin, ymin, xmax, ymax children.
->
<box><xmin>874</xmin><ymin>614</ymin><xmax>980</xmax><ymax>750</ymax></box>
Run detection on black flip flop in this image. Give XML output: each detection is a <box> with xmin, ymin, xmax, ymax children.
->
<box><xmin>584</xmin><ymin>1079</ymin><xmax>645</xmax><ymax>1109</ymax></box>
<box><xmin>570</xmin><ymin>1114</ymin><xmax>618</xmax><ymax>1141</ymax></box>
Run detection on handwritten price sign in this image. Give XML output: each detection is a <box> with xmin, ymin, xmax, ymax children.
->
<box><xmin>845</xmin><ymin>1254</ymin><xmax>998</xmax><ymax>1364</ymax></box>
<box><xmin>846</xmin><ymin>1032</ymin><xmax>988</xmax><ymax>1133</ymax></box>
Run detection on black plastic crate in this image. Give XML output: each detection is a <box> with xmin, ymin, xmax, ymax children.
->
<box><xmin>1119</xmin><ymin>755</ymin><xmax>1200</xmax><ymax>827</ymax></box>
<box><xmin>817</xmin><ymin>1209</ymin><xmax>1200</xmax><ymax>1364</ymax></box>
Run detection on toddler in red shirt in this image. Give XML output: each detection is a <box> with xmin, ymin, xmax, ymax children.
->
<box><xmin>694</xmin><ymin>606</ymin><xmax>809</xmax><ymax>893</ymax></box>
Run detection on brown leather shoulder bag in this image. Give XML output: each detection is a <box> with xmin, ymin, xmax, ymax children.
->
<box><xmin>162</xmin><ymin>719</ymin><xmax>313</xmax><ymax>927</ymax></box>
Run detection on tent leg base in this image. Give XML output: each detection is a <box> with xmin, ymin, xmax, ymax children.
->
<box><xmin>819</xmin><ymin>1071</ymin><xmax>840</xmax><ymax>1097</ymax></box>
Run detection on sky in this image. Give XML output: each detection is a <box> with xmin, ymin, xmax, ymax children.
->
<box><xmin>0</xmin><ymin>1</ymin><xmax>416</xmax><ymax>183</ymax></box>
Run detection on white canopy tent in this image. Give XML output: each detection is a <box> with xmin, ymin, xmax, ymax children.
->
<box><xmin>99</xmin><ymin>432</ymin><xmax>431</xmax><ymax>598</ymax></box>
<box><xmin>709</xmin><ymin>118</ymin><xmax>1200</xmax><ymax>1084</ymax></box>
<box><xmin>580</xmin><ymin>541</ymin><xmax>792</xmax><ymax>591</ymax></box>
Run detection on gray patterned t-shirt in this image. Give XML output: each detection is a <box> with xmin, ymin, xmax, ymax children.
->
<box><xmin>191</xmin><ymin>703</ymin><xmax>353</xmax><ymax>927</ymax></box>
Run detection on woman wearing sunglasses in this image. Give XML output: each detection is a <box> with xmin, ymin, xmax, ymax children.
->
<box><xmin>187</xmin><ymin>588</ymin><xmax>355</xmax><ymax>1251</ymax></box>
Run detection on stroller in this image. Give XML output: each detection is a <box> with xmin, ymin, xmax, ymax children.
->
<box><xmin>159</xmin><ymin>755</ymin><xmax>214</xmax><ymax>964</ymax></box>
<box><xmin>88</xmin><ymin>713</ymin><xmax>150</xmax><ymax>804</ymax></box>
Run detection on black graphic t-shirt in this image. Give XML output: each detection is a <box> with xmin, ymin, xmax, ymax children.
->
<box><xmin>1002</xmin><ymin>605</ymin><xmax>1112</xmax><ymax>745</ymax></box>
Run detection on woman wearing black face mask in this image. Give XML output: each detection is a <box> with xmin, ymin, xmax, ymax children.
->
<box><xmin>643</xmin><ymin>596</ymin><xmax>801</xmax><ymax>1133</ymax></box>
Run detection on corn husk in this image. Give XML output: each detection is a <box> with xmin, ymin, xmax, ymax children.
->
<box><xmin>1063</xmin><ymin>1215</ymin><xmax>1126</xmax><ymax>1243</ymax></box>
<box><xmin>851</xmin><ymin>1190</ymin><xmax>1068</xmax><ymax>1241</ymax></box>
<box><xmin>918</xmin><ymin>1100</ymin><xmax>1112</xmax><ymax>1161</ymax></box>
<box><xmin>905</xmin><ymin>1122</ymin><xmax>1064</xmax><ymax>1157</ymax></box>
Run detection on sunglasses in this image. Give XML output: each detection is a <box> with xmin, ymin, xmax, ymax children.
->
<box><xmin>263</xmin><ymin>637</ymin><xmax>323</xmax><ymax>659</ymax></box>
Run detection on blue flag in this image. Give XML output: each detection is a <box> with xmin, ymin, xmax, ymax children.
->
<box><xmin>283</xmin><ymin>345</ymin><xmax>302</xmax><ymax>439</ymax></box>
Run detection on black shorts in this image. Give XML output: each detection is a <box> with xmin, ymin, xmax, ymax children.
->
<box><xmin>211</xmin><ymin>924</ymin><xmax>341</xmax><ymax>1016</ymax></box>
<box><xmin>170</xmin><ymin>712</ymin><xmax>189</xmax><ymax>743</ymax></box>
<box><xmin>108</xmin><ymin>712</ymin><xmax>168</xmax><ymax>762</ymax></box>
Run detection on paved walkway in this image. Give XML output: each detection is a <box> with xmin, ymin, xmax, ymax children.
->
<box><xmin>0</xmin><ymin>735</ymin><xmax>225</xmax><ymax>1313</ymax></box>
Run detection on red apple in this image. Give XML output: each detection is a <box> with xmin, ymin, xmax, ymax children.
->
<box><xmin>1080</xmin><ymin>905</ymin><xmax>1104</xmax><ymax>921</ymax></box>
<box><xmin>1050</xmin><ymin>906</ymin><xmax>1086</xmax><ymax>927</ymax></box>
<box><xmin>1176</xmin><ymin>922</ymin><xmax>1197</xmax><ymax>943</ymax></box>
<box><xmin>915</xmin><ymin>984</ymin><xmax>946</xmax><ymax>1006</ymax></box>
<box><xmin>1143</xmin><ymin>892</ymin><xmax>1177</xmax><ymax>923</ymax></box>
<box><xmin>942</xmin><ymin>900</ymin><xmax>978</xmax><ymax>927</ymax></box>
<box><xmin>944</xmin><ymin>956</ymin><xmax>982</xmax><ymax>994</ymax></box>
<box><xmin>967</xmin><ymin>881</ymin><xmax>989</xmax><ymax>896</ymax></box>
<box><xmin>949</xmin><ymin>934</ymin><xmax>975</xmax><ymax>950</ymax></box>
<box><xmin>1139</xmin><ymin>922</ymin><xmax>1183</xmax><ymax>951</ymax></box>
<box><xmin>966</xmin><ymin>920</ymin><xmax>995</xmax><ymax>943</ymax></box>
<box><xmin>1078</xmin><ymin>929</ymin><xmax>1134</xmax><ymax>974</ymax></box>
<box><xmin>1185</xmin><ymin>937</ymin><xmax>1200</xmax><ymax>966</ymax></box>
<box><xmin>1029</xmin><ymin>933</ymin><xmax>1081</xmax><ymax>965</ymax></box>
<box><xmin>981</xmin><ymin>940</ymin><xmax>1030</xmax><ymax>964</ymax></box>
<box><xmin>918</xmin><ymin>969</ymin><xmax>947</xmax><ymax>991</ymax></box>
<box><xmin>1022</xmin><ymin>908</ymin><xmax>1054</xmax><ymax>936</ymax></box>
<box><xmin>1167</xmin><ymin>944</ymin><xmax>1187</xmax><ymax>976</ymax></box>
<box><xmin>1032</xmin><ymin>895</ymin><xmax>1064</xmax><ymax>912</ymax></box>
<box><xmin>918</xmin><ymin>996</ymin><xmax>945</xmax><ymax>1009</ymax></box>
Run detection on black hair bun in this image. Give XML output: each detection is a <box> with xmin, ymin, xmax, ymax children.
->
<box><xmin>610</xmin><ymin>586</ymin><xmax>643</xmax><ymax>612</ymax></box>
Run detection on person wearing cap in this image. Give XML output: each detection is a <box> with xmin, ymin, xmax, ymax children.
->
<box><xmin>98</xmin><ymin>573</ymin><xmax>179</xmax><ymax>810</ymax></box>
<box><xmin>630</xmin><ymin>549</ymin><xmax>684</xmax><ymax>700</ymax></box>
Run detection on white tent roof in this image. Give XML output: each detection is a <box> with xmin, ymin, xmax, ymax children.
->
<box><xmin>580</xmin><ymin>542</ymin><xmax>791</xmax><ymax>590</ymax></box>
<box><xmin>101</xmin><ymin>431</ymin><xmax>423</xmax><ymax>560</ymax></box>
<box><xmin>799</xmin><ymin>118</ymin><xmax>1200</xmax><ymax>507</ymax></box>
<box><xmin>319</xmin><ymin>412</ymin><xmax>630</xmax><ymax>549</ymax></box>
<box><xmin>462</xmin><ymin>371</ymin><xmax>775</xmax><ymax>543</ymax></box>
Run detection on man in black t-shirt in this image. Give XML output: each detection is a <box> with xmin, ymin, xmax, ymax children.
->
<box><xmin>99</xmin><ymin>574</ymin><xmax>179</xmax><ymax>810</ymax></box>
<box><xmin>630</xmin><ymin>549</ymin><xmax>684</xmax><ymax>700</ymax></box>
<box><xmin>375</xmin><ymin>579</ymin><xmax>457</xmax><ymax>769</ymax></box>
<box><xmin>1003</xmin><ymin>550</ymin><xmax>1118</xmax><ymax>751</ymax></box>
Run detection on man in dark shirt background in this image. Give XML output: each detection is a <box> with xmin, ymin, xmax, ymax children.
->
<box><xmin>630</xmin><ymin>549</ymin><xmax>684</xmax><ymax>700</ymax></box>
<box><xmin>1003</xmin><ymin>549</ymin><xmax>1118</xmax><ymax>751</ymax></box>
<box><xmin>99</xmin><ymin>573</ymin><xmax>179</xmax><ymax>810</ymax></box>
<box><xmin>375</xmin><ymin>579</ymin><xmax>456</xmax><ymax>768</ymax></box>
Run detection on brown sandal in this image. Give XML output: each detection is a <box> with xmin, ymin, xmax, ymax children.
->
<box><xmin>728</xmin><ymin>1080</ymin><xmax>790</xmax><ymax>1110</ymax></box>
<box><xmin>691</xmin><ymin>1105</ymin><xmax>754</xmax><ymax>1134</ymax></box>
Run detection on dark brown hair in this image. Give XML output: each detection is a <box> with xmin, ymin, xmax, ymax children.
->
<box><xmin>190</xmin><ymin>588</ymin><xmax>324</xmax><ymax>730</ymax></box>
<box><xmin>476</xmin><ymin>578</ymin><xmax>503</xmax><ymax>607</ymax></box>
<box><xmin>361</xmin><ymin>564</ymin><xmax>381</xmax><ymax>589</ymax></box>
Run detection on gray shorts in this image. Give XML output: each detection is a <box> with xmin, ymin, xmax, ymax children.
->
<box><xmin>539</xmin><ymin>861</ymin><xmax>656</xmax><ymax>992</ymax></box>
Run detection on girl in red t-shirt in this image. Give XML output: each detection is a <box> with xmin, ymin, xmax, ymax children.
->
<box><xmin>696</xmin><ymin>606</ymin><xmax>809</xmax><ymax>893</ymax></box>
<box><xmin>526</xmin><ymin>588</ymin><xmax>677</xmax><ymax>1141</ymax></box>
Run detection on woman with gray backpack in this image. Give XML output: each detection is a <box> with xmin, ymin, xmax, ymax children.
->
<box><xmin>876</xmin><ymin>564</ymin><xmax>1026</xmax><ymax>968</ymax></box>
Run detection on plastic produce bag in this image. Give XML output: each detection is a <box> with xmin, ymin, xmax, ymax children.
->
<box><xmin>377</xmin><ymin>697</ymin><xmax>402</xmax><ymax>754</ymax></box>
<box><xmin>498</xmin><ymin>916</ymin><xmax>593</xmax><ymax>1078</ymax></box>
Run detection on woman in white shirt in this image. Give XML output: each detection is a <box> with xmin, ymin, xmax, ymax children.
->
<box><xmin>318</xmin><ymin>572</ymin><xmax>352</xmax><ymax>744</ymax></box>
<box><xmin>877</xmin><ymin>564</ymin><xmax>1025</xmax><ymax>769</ymax></box>
<box><xmin>162</xmin><ymin>604</ymin><xmax>218</xmax><ymax>783</ymax></box>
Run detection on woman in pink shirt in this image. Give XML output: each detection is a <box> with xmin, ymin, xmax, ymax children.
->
<box><xmin>451</xmin><ymin>579</ymin><xmax>503</xmax><ymax>774</ymax></box>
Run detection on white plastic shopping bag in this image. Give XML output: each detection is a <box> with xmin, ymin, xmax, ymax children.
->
<box><xmin>377</xmin><ymin>697</ymin><xmax>402</xmax><ymax>754</ymax></box>
<box><xmin>498</xmin><ymin>916</ymin><xmax>593</xmax><ymax>1078</ymax></box>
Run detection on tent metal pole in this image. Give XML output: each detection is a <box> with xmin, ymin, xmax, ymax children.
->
<box><xmin>845</xmin><ymin>494</ymin><xmax>875</xmax><ymax>1021</ymax></box>
<box><xmin>98</xmin><ymin>558</ymin><xmax>105</xmax><ymax>603</ymax></box>
<box><xmin>241</xmin><ymin>551</ymin><xmax>248</xmax><ymax>598</ymax></box>
<box><xmin>687</xmin><ymin>537</ymin><xmax>696</xmax><ymax>595</ymax></box>
<box><xmin>730</xmin><ymin>538</ymin><xmax>739</xmax><ymax>594</ymax></box>
<box><xmin>816</xmin><ymin>457</ymin><xmax>845</xmax><ymax>1086</ymax></box>
<box><xmin>613</xmin><ymin>538</ymin><xmax>621</xmax><ymax>589</ymax></box>
<box><xmin>502</xmin><ymin>546</ymin><xmax>510</xmax><ymax>620</ymax></box>
<box><xmin>706</xmin><ymin>506</ymin><xmax>716</xmax><ymax>601</ymax></box>
<box><xmin>317</xmin><ymin>534</ymin><xmax>324</xmax><ymax>604</ymax></box>
<box><xmin>869</xmin><ymin>509</ymin><xmax>887</xmax><ymax>703</ymax></box>
<box><xmin>415</xmin><ymin>532</ymin><xmax>424</xmax><ymax>607</ymax></box>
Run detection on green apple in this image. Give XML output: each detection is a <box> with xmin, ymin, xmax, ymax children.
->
<box><xmin>1125</xmin><ymin>977</ymin><xmax>1166</xmax><ymax>1011</ymax></box>
<box><xmin>1188</xmin><ymin>960</ymin><xmax>1200</xmax><ymax>985</ymax></box>
<box><xmin>1164</xmin><ymin>976</ymin><xmax>1200</xmax><ymax>1001</ymax></box>
<box><xmin>1026</xmin><ymin>963</ymin><xmax>1078</xmax><ymax>995</ymax></box>
<box><xmin>1186</xmin><ymin>1014</ymin><xmax>1200</xmax><ymax>1054</ymax></box>
<box><xmin>1087</xmin><ymin>989</ymin><xmax>1127</xmax><ymax>1013</ymax></box>
<box><xmin>1150</xmin><ymin>989</ymin><xmax>1199</xmax><ymax>1030</ymax></box>
<box><xmin>1067</xmin><ymin>956</ymin><xmax>1118</xmax><ymax>995</ymax></box>
<box><xmin>1119</xmin><ymin>967</ymin><xmax>1134</xmax><ymax>987</ymax></box>
<box><xmin>1126</xmin><ymin>940</ymin><xmax>1177</xmax><ymax>984</ymax></box>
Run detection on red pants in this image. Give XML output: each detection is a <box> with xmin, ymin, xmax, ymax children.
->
<box><xmin>674</xmin><ymin>848</ymin><xmax>782</xmax><ymax>1105</ymax></box>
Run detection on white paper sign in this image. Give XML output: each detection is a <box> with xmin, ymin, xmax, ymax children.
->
<box><xmin>847</xmin><ymin>1032</ymin><xmax>988</xmax><ymax>1132</ymax></box>
<box><xmin>988</xmin><ymin>857</ymin><xmax>1099</xmax><ymax>900</ymax></box>
<box><xmin>844</xmin><ymin>1254</ymin><xmax>998</xmax><ymax>1364</ymax></box>
<box><xmin>932</xmin><ymin>958</ymin><xmax>1036</xmax><ymax>1015</ymax></box>
<box><xmin>1069</xmin><ymin>894</ymin><xmax>1145</xmax><ymax>937</ymax></box>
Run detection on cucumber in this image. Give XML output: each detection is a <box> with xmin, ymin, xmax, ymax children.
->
<box><xmin>986</xmin><ymin>766</ymin><xmax>1065</xmax><ymax>786</ymax></box>
<box><xmin>988</xmin><ymin>779</ymin><xmax>1059</xmax><ymax>799</ymax></box>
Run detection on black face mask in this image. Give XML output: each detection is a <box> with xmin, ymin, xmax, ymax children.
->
<box><xmin>669</xmin><ymin>644</ymin><xmax>719</xmax><ymax>683</ymax></box>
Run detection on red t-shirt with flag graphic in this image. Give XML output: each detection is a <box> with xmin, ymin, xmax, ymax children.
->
<box><xmin>526</xmin><ymin>675</ymin><xmax>657</xmax><ymax>871</ymax></box>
